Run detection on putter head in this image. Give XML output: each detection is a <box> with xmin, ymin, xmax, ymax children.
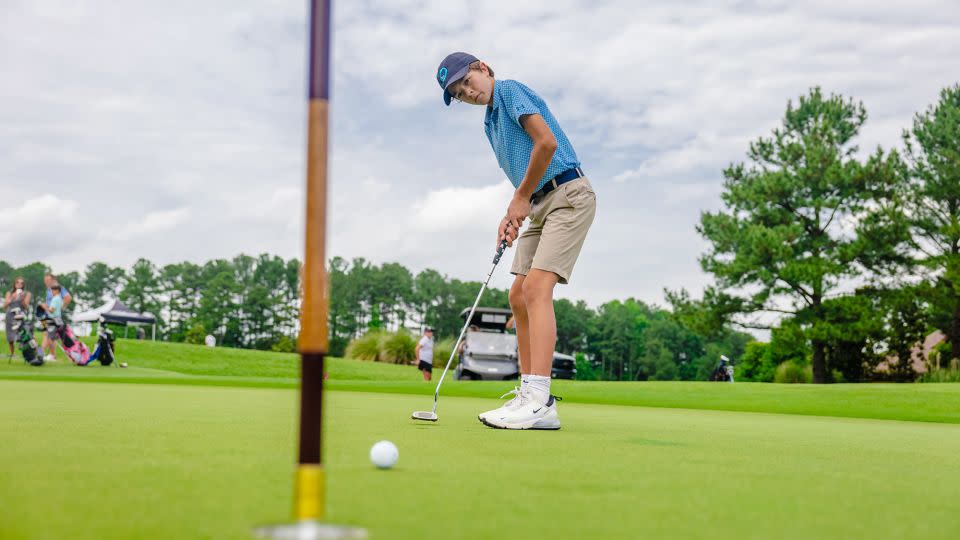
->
<box><xmin>411</xmin><ymin>411</ymin><xmax>438</xmax><ymax>422</ymax></box>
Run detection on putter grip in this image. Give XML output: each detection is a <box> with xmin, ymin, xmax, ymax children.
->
<box><xmin>492</xmin><ymin>239</ymin><xmax>508</xmax><ymax>265</ymax></box>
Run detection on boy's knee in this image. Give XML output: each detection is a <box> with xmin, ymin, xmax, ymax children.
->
<box><xmin>521</xmin><ymin>277</ymin><xmax>552</xmax><ymax>305</ymax></box>
<box><xmin>509</xmin><ymin>284</ymin><xmax>525</xmax><ymax>311</ymax></box>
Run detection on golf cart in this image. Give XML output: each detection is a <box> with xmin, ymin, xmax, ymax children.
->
<box><xmin>551</xmin><ymin>352</ymin><xmax>577</xmax><ymax>379</ymax></box>
<box><xmin>455</xmin><ymin>307</ymin><xmax>519</xmax><ymax>380</ymax></box>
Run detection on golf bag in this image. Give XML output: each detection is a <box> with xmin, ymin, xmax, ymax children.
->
<box><xmin>709</xmin><ymin>355</ymin><xmax>734</xmax><ymax>383</ymax></box>
<box><xmin>10</xmin><ymin>308</ymin><xmax>42</xmax><ymax>366</ymax></box>
<box><xmin>36</xmin><ymin>305</ymin><xmax>90</xmax><ymax>365</ymax></box>
<box><xmin>86</xmin><ymin>320</ymin><xmax>116</xmax><ymax>366</ymax></box>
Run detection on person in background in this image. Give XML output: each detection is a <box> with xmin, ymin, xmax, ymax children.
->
<box><xmin>413</xmin><ymin>327</ymin><xmax>435</xmax><ymax>381</ymax></box>
<box><xmin>3</xmin><ymin>277</ymin><xmax>32</xmax><ymax>360</ymax></box>
<box><xmin>44</xmin><ymin>273</ymin><xmax>72</xmax><ymax>312</ymax></box>
<box><xmin>39</xmin><ymin>285</ymin><xmax>64</xmax><ymax>362</ymax></box>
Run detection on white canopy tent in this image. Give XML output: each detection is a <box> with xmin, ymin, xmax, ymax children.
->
<box><xmin>72</xmin><ymin>299</ymin><xmax>157</xmax><ymax>339</ymax></box>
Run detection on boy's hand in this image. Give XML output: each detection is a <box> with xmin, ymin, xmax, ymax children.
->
<box><xmin>499</xmin><ymin>195</ymin><xmax>530</xmax><ymax>247</ymax></box>
<box><xmin>498</xmin><ymin>217</ymin><xmax>517</xmax><ymax>247</ymax></box>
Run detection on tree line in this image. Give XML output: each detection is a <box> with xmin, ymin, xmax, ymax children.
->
<box><xmin>0</xmin><ymin>254</ymin><xmax>751</xmax><ymax>380</ymax></box>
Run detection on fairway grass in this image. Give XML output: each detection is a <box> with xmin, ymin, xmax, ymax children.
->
<box><xmin>4</xmin><ymin>356</ymin><xmax>960</xmax><ymax>424</ymax></box>
<box><xmin>1</xmin><ymin>380</ymin><xmax>959</xmax><ymax>540</ymax></box>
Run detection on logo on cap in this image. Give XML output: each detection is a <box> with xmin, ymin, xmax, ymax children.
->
<box><xmin>437</xmin><ymin>67</ymin><xmax>448</xmax><ymax>84</ymax></box>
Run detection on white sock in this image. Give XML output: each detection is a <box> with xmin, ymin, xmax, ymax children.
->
<box><xmin>525</xmin><ymin>375</ymin><xmax>551</xmax><ymax>404</ymax></box>
<box><xmin>520</xmin><ymin>374</ymin><xmax>531</xmax><ymax>393</ymax></box>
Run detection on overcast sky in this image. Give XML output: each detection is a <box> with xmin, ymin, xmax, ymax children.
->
<box><xmin>2</xmin><ymin>0</ymin><xmax>958</xmax><ymax>310</ymax></box>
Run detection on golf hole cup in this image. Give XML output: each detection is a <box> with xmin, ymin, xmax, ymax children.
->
<box><xmin>369</xmin><ymin>440</ymin><xmax>398</xmax><ymax>469</ymax></box>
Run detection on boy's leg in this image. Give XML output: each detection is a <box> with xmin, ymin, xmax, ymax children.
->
<box><xmin>521</xmin><ymin>269</ymin><xmax>560</xmax><ymax>378</ymax></box>
<box><xmin>486</xmin><ymin>178</ymin><xmax>595</xmax><ymax>429</ymax></box>
<box><xmin>477</xmin><ymin>275</ymin><xmax>531</xmax><ymax>425</ymax></box>
<box><xmin>509</xmin><ymin>276</ymin><xmax>531</xmax><ymax>374</ymax></box>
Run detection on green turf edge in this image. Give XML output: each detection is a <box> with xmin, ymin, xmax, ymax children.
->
<box><xmin>3</xmin><ymin>371</ymin><xmax>960</xmax><ymax>425</ymax></box>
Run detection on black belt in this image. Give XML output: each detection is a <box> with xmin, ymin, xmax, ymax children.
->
<box><xmin>531</xmin><ymin>167</ymin><xmax>584</xmax><ymax>201</ymax></box>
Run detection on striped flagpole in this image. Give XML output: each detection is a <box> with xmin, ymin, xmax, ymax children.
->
<box><xmin>255</xmin><ymin>1</ymin><xmax>365</xmax><ymax>537</ymax></box>
<box><xmin>295</xmin><ymin>0</ymin><xmax>333</xmax><ymax>522</ymax></box>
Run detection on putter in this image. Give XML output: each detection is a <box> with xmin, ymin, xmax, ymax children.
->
<box><xmin>412</xmin><ymin>236</ymin><xmax>510</xmax><ymax>422</ymax></box>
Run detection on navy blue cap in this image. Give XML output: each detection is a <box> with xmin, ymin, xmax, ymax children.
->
<box><xmin>436</xmin><ymin>52</ymin><xmax>479</xmax><ymax>106</ymax></box>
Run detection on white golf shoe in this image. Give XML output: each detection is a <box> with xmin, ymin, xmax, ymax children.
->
<box><xmin>44</xmin><ymin>354</ymin><xmax>56</xmax><ymax>362</ymax></box>
<box><xmin>484</xmin><ymin>394</ymin><xmax>561</xmax><ymax>430</ymax></box>
<box><xmin>477</xmin><ymin>387</ymin><xmax>524</xmax><ymax>424</ymax></box>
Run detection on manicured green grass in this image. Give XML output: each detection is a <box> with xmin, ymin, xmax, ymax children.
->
<box><xmin>1</xmin><ymin>380</ymin><xmax>959</xmax><ymax>540</ymax></box>
<box><xmin>0</xmin><ymin>335</ymin><xmax>411</xmax><ymax>382</ymax></box>
<box><xmin>3</xmin><ymin>352</ymin><xmax>960</xmax><ymax>424</ymax></box>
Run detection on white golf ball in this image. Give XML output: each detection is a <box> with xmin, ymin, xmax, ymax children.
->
<box><xmin>369</xmin><ymin>440</ymin><xmax>398</xmax><ymax>469</ymax></box>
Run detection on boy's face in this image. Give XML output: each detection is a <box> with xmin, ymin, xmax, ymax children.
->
<box><xmin>448</xmin><ymin>63</ymin><xmax>494</xmax><ymax>106</ymax></box>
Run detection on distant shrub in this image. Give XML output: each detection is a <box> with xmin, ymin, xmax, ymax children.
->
<box><xmin>345</xmin><ymin>331</ymin><xmax>385</xmax><ymax>361</ymax></box>
<box><xmin>328</xmin><ymin>336</ymin><xmax>349</xmax><ymax>358</ymax></box>
<box><xmin>432</xmin><ymin>337</ymin><xmax>456</xmax><ymax>369</ymax></box>
<box><xmin>919</xmin><ymin>365</ymin><xmax>960</xmax><ymax>383</ymax></box>
<box><xmin>185</xmin><ymin>322</ymin><xmax>206</xmax><ymax>345</ymax></box>
<box><xmin>574</xmin><ymin>352</ymin><xmax>598</xmax><ymax>381</ymax></box>
<box><xmin>270</xmin><ymin>335</ymin><xmax>297</xmax><ymax>353</ymax></box>
<box><xmin>381</xmin><ymin>331</ymin><xmax>416</xmax><ymax>364</ymax></box>
<box><xmin>774</xmin><ymin>361</ymin><xmax>812</xmax><ymax>384</ymax></box>
<box><xmin>738</xmin><ymin>341</ymin><xmax>777</xmax><ymax>382</ymax></box>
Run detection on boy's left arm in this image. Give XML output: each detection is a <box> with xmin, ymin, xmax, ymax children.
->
<box><xmin>500</xmin><ymin>114</ymin><xmax>557</xmax><ymax>245</ymax></box>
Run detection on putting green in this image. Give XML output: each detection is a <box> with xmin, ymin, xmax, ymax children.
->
<box><xmin>1</xmin><ymin>380</ymin><xmax>959</xmax><ymax>540</ymax></box>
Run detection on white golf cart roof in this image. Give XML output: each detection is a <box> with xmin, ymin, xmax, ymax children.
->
<box><xmin>459</xmin><ymin>307</ymin><xmax>512</xmax><ymax>332</ymax></box>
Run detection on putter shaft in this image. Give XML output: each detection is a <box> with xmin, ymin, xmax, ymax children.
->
<box><xmin>428</xmin><ymin>240</ymin><xmax>508</xmax><ymax>415</ymax></box>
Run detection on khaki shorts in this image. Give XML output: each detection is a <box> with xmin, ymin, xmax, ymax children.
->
<box><xmin>510</xmin><ymin>177</ymin><xmax>596</xmax><ymax>284</ymax></box>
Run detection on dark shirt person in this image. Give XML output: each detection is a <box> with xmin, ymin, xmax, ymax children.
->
<box><xmin>3</xmin><ymin>277</ymin><xmax>32</xmax><ymax>359</ymax></box>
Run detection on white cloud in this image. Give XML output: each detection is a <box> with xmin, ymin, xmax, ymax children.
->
<box><xmin>411</xmin><ymin>181</ymin><xmax>514</xmax><ymax>231</ymax></box>
<box><xmin>108</xmin><ymin>208</ymin><xmax>191</xmax><ymax>241</ymax></box>
<box><xmin>0</xmin><ymin>194</ymin><xmax>83</xmax><ymax>257</ymax></box>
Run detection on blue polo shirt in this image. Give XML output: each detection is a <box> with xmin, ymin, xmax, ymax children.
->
<box><xmin>484</xmin><ymin>79</ymin><xmax>580</xmax><ymax>192</ymax></box>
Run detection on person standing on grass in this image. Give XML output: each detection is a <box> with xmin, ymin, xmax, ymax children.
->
<box><xmin>413</xmin><ymin>327</ymin><xmax>434</xmax><ymax>381</ymax></box>
<box><xmin>40</xmin><ymin>274</ymin><xmax>71</xmax><ymax>362</ymax></box>
<box><xmin>3</xmin><ymin>277</ymin><xmax>32</xmax><ymax>359</ymax></box>
<box><xmin>39</xmin><ymin>285</ymin><xmax>64</xmax><ymax>362</ymax></box>
<box><xmin>436</xmin><ymin>53</ymin><xmax>596</xmax><ymax>430</ymax></box>
<box><xmin>43</xmin><ymin>273</ymin><xmax>72</xmax><ymax>312</ymax></box>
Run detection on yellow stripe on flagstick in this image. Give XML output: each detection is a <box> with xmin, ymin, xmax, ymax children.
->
<box><xmin>294</xmin><ymin>463</ymin><xmax>326</xmax><ymax>520</ymax></box>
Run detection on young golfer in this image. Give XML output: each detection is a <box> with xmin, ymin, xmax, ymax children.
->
<box><xmin>436</xmin><ymin>52</ymin><xmax>596</xmax><ymax>429</ymax></box>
